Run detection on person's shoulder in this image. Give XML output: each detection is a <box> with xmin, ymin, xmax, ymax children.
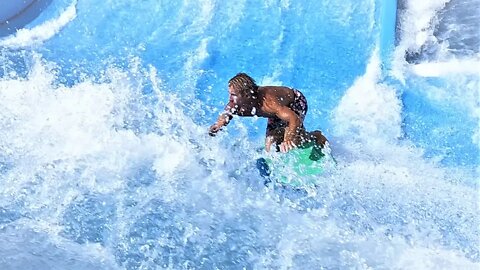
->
<box><xmin>260</xmin><ymin>86</ymin><xmax>296</xmax><ymax>105</ymax></box>
<box><xmin>260</xmin><ymin>85</ymin><xmax>291</xmax><ymax>90</ymax></box>
<box><xmin>260</xmin><ymin>86</ymin><xmax>293</xmax><ymax>96</ymax></box>
<box><xmin>260</xmin><ymin>86</ymin><xmax>294</xmax><ymax>99</ymax></box>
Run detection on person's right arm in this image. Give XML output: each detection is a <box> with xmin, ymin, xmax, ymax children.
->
<box><xmin>209</xmin><ymin>102</ymin><xmax>236</xmax><ymax>136</ymax></box>
<box><xmin>209</xmin><ymin>112</ymin><xmax>232</xmax><ymax>136</ymax></box>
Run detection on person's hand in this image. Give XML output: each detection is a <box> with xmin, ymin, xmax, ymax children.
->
<box><xmin>279</xmin><ymin>140</ymin><xmax>297</xmax><ymax>153</ymax></box>
<box><xmin>265</xmin><ymin>136</ymin><xmax>274</xmax><ymax>152</ymax></box>
<box><xmin>208</xmin><ymin>124</ymin><xmax>221</xmax><ymax>136</ymax></box>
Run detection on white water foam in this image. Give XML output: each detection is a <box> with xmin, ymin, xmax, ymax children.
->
<box><xmin>0</xmin><ymin>224</ymin><xmax>119</xmax><ymax>270</ymax></box>
<box><xmin>329</xmin><ymin>40</ymin><xmax>479</xmax><ymax>264</ymax></box>
<box><xmin>0</xmin><ymin>0</ymin><xmax>77</xmax><ymax>48</ymax></box>
<box><xmin>410</xmin><ymin>58</ymin><xmax>480</xmax><ymax>77</ymax></box>
<box><xmin>333</xmin><ymin>48</ymin><xmax>402</xmax><ymax>143</ymax></box>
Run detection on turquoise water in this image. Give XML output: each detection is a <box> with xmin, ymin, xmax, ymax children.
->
<box><xmin>0</xmin><ymin>0</ymin><xmax>478</xmax><ymax>269</ymax></box>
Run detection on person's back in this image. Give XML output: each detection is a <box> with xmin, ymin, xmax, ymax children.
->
<box><xmin>254</xmin><ymin>86</ymin><xmax>297</xmax><ymax>116</ymax></box>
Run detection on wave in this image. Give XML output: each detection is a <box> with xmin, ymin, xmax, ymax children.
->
<box><xmin>0</xmin><ymin>0</ymin><xmax>77</xmax><ymax>48</ymax></box>
<box><xmin>0</xmin><ymin>55</ymin><xmax>478</xmax><ymax>269</ymax></box>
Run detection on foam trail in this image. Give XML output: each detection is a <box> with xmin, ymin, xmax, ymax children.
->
<box><xmin>391</xmin><ymin>0</ymin><xmax>450</xmax><ymax>80</ymax></box>
<box><xmin>394</xmin><ymin>1</ymin><xmax>450</xmax><ymax>55</ymax></box>
<box><xmin>411</xmin><ymin>59</ymin><xmax>480</xmax><ymax>77</ymax></box>
<box><xmin>0</xmin><ymin>0</ymin><xmax>77</xmax><ymax>48</ymax></box>
<box><xmin>333</xmin><ymin>48</ymin><xmax>402</xmax><ymax>143</ymax></box>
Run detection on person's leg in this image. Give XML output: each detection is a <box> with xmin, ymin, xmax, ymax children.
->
<box><xmin>265</xmin><ymin>118</ymin><xmax>286</xmax><ymax>151</ymax></box>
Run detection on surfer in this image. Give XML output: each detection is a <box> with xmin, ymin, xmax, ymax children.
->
<box><xmin>209</xmin><ymin>73</ymin><xmax>328</xmax><ymax>153</ymax></box>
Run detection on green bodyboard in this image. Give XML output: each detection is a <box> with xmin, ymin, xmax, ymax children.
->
<box><xmin>261</xmin><ymin>145</ymin><xmax>329</xmax><ymax>187</ymax></box>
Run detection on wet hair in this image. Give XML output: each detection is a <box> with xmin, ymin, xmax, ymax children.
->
<box><xmin>228</xmin><ymin>73</ymin><xmax>259</xmax><ymax>98</ymax></box>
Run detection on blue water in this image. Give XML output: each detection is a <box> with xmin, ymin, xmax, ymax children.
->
<box><xmin>0</xmin><ymin>0</ymin><xmax>479</xmax><ymax>269</ymax></box>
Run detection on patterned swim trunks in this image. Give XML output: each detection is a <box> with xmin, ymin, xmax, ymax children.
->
<box><xmin>266</xmin><ymin>89</ymin><xmax>308</xmax><ymax>132</ymax></box>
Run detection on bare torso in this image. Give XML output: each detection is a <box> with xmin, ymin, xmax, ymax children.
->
<box><xmin>229</xmin><ymin>86</ymin><xmax>296</xmax><ymax>118</ymax></box>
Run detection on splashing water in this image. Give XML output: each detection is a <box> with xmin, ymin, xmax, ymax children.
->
<box><xmin>0</xmin><ymin>0</ymin><xmax>478</xmax><ymax>269</ymax></box>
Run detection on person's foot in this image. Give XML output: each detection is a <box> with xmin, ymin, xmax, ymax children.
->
<box><xmin>311</xmin><ymin>131</ymin><xmax>328</xmax><ymax>147</ymax></box>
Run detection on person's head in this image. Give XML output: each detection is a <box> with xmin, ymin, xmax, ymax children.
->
<box><xmin>228</xmin><ymin>73</ymin><xmax>259</xmax><ymax>101</ymax></box>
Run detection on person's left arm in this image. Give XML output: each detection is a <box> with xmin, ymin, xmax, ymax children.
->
<box><xmin>272</xmin><ymin>106</ymin><xmax>304</xmax><ymax>152</ymax></box>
